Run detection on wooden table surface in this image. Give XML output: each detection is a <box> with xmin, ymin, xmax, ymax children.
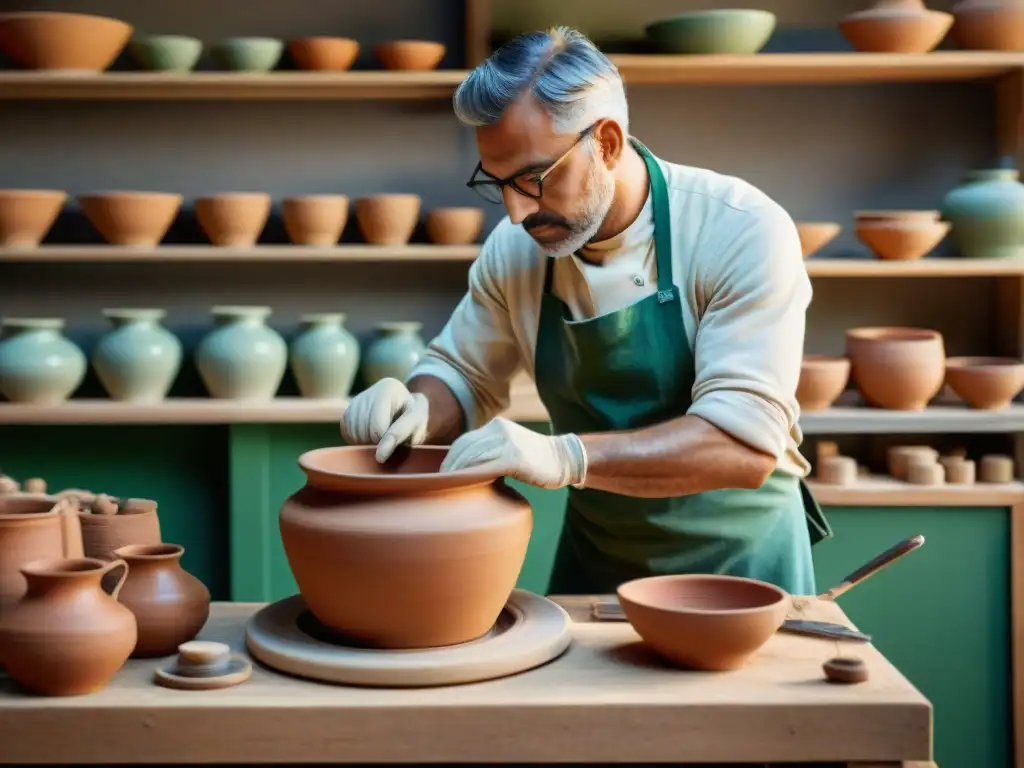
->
<box><xmin>0</xmin><ymin>595</ymin><xmax>932</xmax><ymax>765</ymax></box>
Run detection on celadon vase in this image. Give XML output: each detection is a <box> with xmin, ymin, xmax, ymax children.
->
<box><xmin>361</xmin><ymin>321</ymin><xmax>426</xmax><ymax>387</ymax></box>
<box><xmin>941</xmin><ymin>168</ymin><xmax>1024</xmax><ymax>259</ymax></box>
<box><xmin>92</xmin><ymin>308</ymin><xmax>182</xmax><ymax>402</ymax></box>
<box><xmin>0</xmin><ymin>318</ymin><xmax>86</xmax><ymax>404</ymax></box>
<box><xmin>195</xmin><ymin>306</ymin><xmax>287</xmax><ymax>400</ymax></box>
<box><xmin>289</xmin><ymin>313</ymin><xmax>360</xmax><ymax>399</ymax></box>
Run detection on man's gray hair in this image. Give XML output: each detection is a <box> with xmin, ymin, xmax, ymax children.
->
<box><xmin>453</xmin><ymin>26</ymin><xmax>629</xmax><ymax>136</ymax></box>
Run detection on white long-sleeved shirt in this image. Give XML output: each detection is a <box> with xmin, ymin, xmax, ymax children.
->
<box><xmin>410</xmin><ymin>154</ymin><xmax>812</xmax><ymax>478</ymax></box>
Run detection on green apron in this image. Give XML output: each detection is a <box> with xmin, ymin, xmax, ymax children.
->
<box><xmin>539</xmin><ymin>140</ymin><xmax>831</xmax><ymax>598</ymax></box>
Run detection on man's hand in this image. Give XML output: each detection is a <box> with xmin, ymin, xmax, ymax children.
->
<box><xmin>439</xmin><ymin>417</ymin><xmax>588</xmax><ymax>490</ymax></box>
<box><xmin>340</xmin><ymin>378</ymin><xmax>430</xmax><ymax>462</ymax></box>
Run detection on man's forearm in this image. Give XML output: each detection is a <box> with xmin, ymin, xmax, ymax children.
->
<box><xmin>578</xmin><ymin>414</ymin><xmax>777</xmax><ymax>498</ymax></box>
<box><xmin>407</xmin><ymin>375</ymin><xmax>467</xmax><ymax>444</ymax></box>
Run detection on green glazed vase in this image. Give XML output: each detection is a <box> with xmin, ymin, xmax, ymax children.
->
<box><xmin>195</xmin><ymin>306</ymin><xmax>287</xmax><ymax>400</ymax></box>
<box><xmin>0</xmin><ymin>318</ymin><xmax>86</xmax><ymax>405</ymax></box>
<box><xmin>92</xmin><ymin>308</ymin><xmax>182</xmax><ymax>402</ymax></box>
<box><xmin>210</xmin><ymin>37</ymin><xmax>283</xmax><ymax>72</ymax></box>
<box><xmin>361</xmin><ymin>321</ymin><xmax>426</xmax><ymax>387</ymax></box>
<box><xmin>941</xmin><ymin>168</ymin><xmax>1024</xmax><ymax>259</ymax></box>
<box><xmin>128</xmin><ymin>35</ymin><xmax>203</xmax><ymax>72</ymax></box>
<box><xmin>289</xmin><ymin>313</ymin><xmax>360</xmax><ymax>399</ymax></box>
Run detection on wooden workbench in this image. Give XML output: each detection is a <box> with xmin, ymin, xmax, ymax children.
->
<box><xmin>0</xmin><ymin>596</ymin><xmax>932</xmax><ymax>765</ymax></box>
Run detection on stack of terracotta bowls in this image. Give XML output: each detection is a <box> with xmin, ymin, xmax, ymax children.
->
<box><xmin>853</xmin><ymin>210</ymin><xmax>950</xmax><ymax>261</ymax></box>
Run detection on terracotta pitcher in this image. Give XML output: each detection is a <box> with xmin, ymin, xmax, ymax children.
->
<box><xmin>0</xmin><ymin>557</ymin><xmax>137</xmax><ymax>696</ymax></box>
<box><xmin>0</xmin><ymin>494</ymin><xmax>84</xmax><ymax>612</ymax></box>
<box><xmin>114</xmin><ymin>543</ymin><xmax>211</xmax><ymax>657</ymax></box>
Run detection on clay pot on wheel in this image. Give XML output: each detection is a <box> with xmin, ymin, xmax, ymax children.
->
<box><xmin>797</xmin><ymin>355</ymin><xmax>850</xmax><ymax>412</ymax></box>
<box><xmin>0</xmin><ymin>189</ymin><xmax>66</xmax><ymax>247</ymax></box>
<box><xmin>279</xmin><ymin>445</ymin><xmax>533</xmax><ymax>648</ymax></box>
<box><xmin>952</xmin><ymin>0</ymin><xmax>1024</xmax><ymax>50</ymax></box>
<box><xmin>945</xmin><ymin>356</ymin><xmax>1024</xmax><ymax>409</ymax></box>
<box><xmin>845</xmin><ymin>327</ymin><xmax>946</xmax><ymax>410</ymax></box>
<box><xmin>839</xmin><ymin>0</ymin><xmax>954</xmax><ymax>52</ymax></box>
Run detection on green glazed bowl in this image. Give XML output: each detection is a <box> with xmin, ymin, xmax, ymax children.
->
<box><xmin>644</xmin><ymin>9</ymin><xmax>777</xmax><ymax>55</ymax></box>
<box><xmin>129</xmin><ymin>35</ymin><xmax>203</xmax><ymax>72</ymax></box>
<box><xmin>210</xmin><ymin>36</ymin><xmax>283</xmax><ymax>72</ymax></box>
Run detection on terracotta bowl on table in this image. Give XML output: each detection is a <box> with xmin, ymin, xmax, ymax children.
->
<box><xmin>0</xmin><ymin>11</ymin><xmax>132</xmax><ymax>71</ymax></box>
<box><xmin>945</xmin><ymin>356</ymin><xmax>1024</xmax><ymax>410</ymax></box>
<box><xmin>795</xmin><ymin>222</ymin><xmax>841</xmax><ymax>259</ymax></box>
<box><xmin>616</xmin><ymin>574</ymin><xmax>789</xmax><ymax>671</ymax></box>
<box><xmin>797</xmin><ymin>355</ymin><xmax>850</xmax><ymax>412</ymax></box>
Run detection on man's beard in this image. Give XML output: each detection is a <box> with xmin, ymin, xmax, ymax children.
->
<box><xmin>522</xmin><ymin>154</ymin><xmax>615</xmax><ymax>259</ymax></box>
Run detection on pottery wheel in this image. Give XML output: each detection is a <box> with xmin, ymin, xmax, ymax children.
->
<box><xmin>244</xmin><ymin>588</ymin><xmax>572</xmax><ymax>687</ymax></box>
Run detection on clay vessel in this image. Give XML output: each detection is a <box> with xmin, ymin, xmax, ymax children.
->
<box><xmin>282</xmin><ymin>195</ymin><xmax>349</xmax><ymax>246</ymax></box>
<box><xmin>839</xmin><ymin>0</ymin><xmax>954</xmax><ymax>52</ymax></box>
<box><xmin>195</xmin><ymin>193</ymin><xmax>272</xmax><ymax>247</ymax></box>
<box><xmin>617</xmin><ymin>574</ymin><xmax>789</xmax><ymax>671</ymax></box>
<box><xmin>952</xmin><ymin>0</ymin><xmax>1024</xmax><ymax>50</ymax></box>
<box><xmin>0</xmin><ymin>189</ymin><xmax>66</xmax><ymax>247</ymax></box>
<box><xmin>129</xmin><ymin>34</ymin><xmax>203</xmax><ymax>71</ymax></box>
<box><xmin>945</xmin><ymin>356</ymin><xmax>1024</xmax><ymax>409</ymax></box>
<box><xmin>845</xmin><ymin>327</ymin><xmax>946</xmax><ymax>410</ymax></box>
<box><xmin>425</xmin><ymin>207</ymin><xmax>485</xmax><ymax>245</ymax></box>
<box><xmin>92</xmin><ymin>308</ymin><xmax>182</xmax><ymax>402</ymax></box>
<box><xmin>854</xmin><ymin>213</ymin><xmax>950</xmax><ymax>261</ymax></box>
<box><xmin>195</xmin><ymin>306</ymin><xmax>287</xmax><ymax>400</ymax></box>
<box><xmin>795</xmin><ymin>222</ymin><xmax>841</xmax><ymax>258</ymax></box>
<box><xmin>374</xmin><ymin>40</ymin><xmax>446</xmax><ymax>70</ymax></box>
<box><xmin>941</xmin><ymin>169</ymin><xmax>1024</xmax><ymax>259</ymax></box>
<box><xmin>0</xmin><ymin>557</ymin><xmax>136</xmax><ymax>695</ymax></box>
<box><xmin>113</xmin><ymin>543</ymin><xmax>211</xmax><ymax>658</ymax></box>
<box><xmin>0</xmin><ymin>318</ymin><xmax>86</xmax><ymax>405</ymax></box>
<box><xmin>0</xmin><ymin>12</ymin><xmax>133</xmax><ymax>71</ymax></box>
<box><xmin>361</xmin><ymin>321</ymin><xmax>426</xmax><ymax>386</ymax></box>
<box><xmin>77</xmin><ymin>192</ymin><xmax>182</xmax><ymax>246</ymax></box>
<box><xmin>797</xmin><ymin>355</ymin><xmax>850</xmax><ymax>412</ymax></box>
<box><xmin>79</xmin><ymin>497</ymin><xmax>162</xmax><ymax>562</ymax></box>
<box><xmin>289</xmin><ymin>313</ymin><xmax>360</xmax><ymax>399</ymax></box>
<box><xmin>643</xmin><ymin>9</ymin><xmax>777</xmax><ymax>54</ymax></box>
<box><xmin>0</xmin><ymin>494</ymin><xmax>84</xmax><ymax>612</ymax></box>
<box><xmin>210</xmin><ymin>37</ymin><xmax>283</xmax><ymax>72</ymax></box>
<box><xmin>355</xmin><ymin>194</ymin><xmax>421</xmax><ymax>245</ymax></box>
<box><xmin>279</xmin><ymin>445</ymin><xmax>532</xmax><ymax>648</ymax></box>
<box><xmin>288</xmin><ymin>37</ymin><xmax>359</xmax><ymax>70</ymax></box>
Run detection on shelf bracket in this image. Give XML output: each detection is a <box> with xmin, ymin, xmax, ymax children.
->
<box><xmin>996</xmin><ymin>68</ymin><xmax>1024</xmax><ymax>161</ymax></box>
<box><xmin>464</xmin><ymin>0</ymin><xmax>492</xmax><ymax>68</ymax></box>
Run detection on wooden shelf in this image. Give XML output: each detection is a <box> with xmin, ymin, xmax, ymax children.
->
<box><xmin>805</xmin><ymin>256</ymin><xmax>1024</xmax><ymax>277</ymax></box>
<box><xmin>0</xmin><ymin>245</ymin><xmax>480</xmax><ymax>263</ymax></box>
<box><xmin>800</xmin><ymin>404</ymin><xmax>1024</xmax><ymax>434</ymax></box>
<box><xmin>806</xmin><ymin>475</ymin><xmax>1024</xmax><ymax>506</ymax></box>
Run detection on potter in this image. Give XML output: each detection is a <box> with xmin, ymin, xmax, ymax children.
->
<box><xmin>341</xmin><ymin>27</ymin><xmax>830</xmax><ymax>597</ymax></box>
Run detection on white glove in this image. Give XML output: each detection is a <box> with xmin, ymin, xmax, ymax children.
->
<box><xmin>340</xmin><ymin>378</ymin><xmax>430</xmax><ymax>463</ymax></box>
<box><xmin>439</xmin><ymin>417</ymin><xmax>588</xmax><ymax>490</ymax></box>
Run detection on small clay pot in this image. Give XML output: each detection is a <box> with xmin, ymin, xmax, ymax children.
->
<box><xmin>952</xmin><ymin>0</ymin><xmax>1024</xmax><ymax>51</ymax></box>
<box><xmin>425</xmin><ymin>207</ymin><xmax>484</xmax><ymax>245</ymax></box>
<box><xmin>79</xmin><ymin>500</ymin><xmax>162</xmax><ymax>562</ymax></box>
<box><xmin>945</xmin><ymin>356</ymin><xmax>1024</xmax><ymax>409</ymax></box>
<box><xmin>196</xmin><ymin>193</ymin><xmax>272</xmax><ymax>247</ymax></box>
<box><xmin>114</xmin><ymin>543</ymin><xmax>211</xmax><ymax>658</ymax></box>
<box><xmin>980</xmin><ymin>454</ymin><xmax>1015</xmax><ymax>482</ymax></box>
<box><xmin>282</xmin><ymin>195</ymin><xmax>349</xmax><ymax>246</ymax></box>
<box><xmin>797</xmin><ymin>355</ymin><xmax>850</xmax><ymax>412</ymax></box>
<box><xmin>888</xmin><ymin>445</ymin><xmax>939</xmax><ymax>479</ymax></box>
<box><xmin>0</xmin><ymin>189</ymin><xmax>66</xmax><ymax>247</ymax></box>
<box><xmin>846</xmin><ymin>327</ymin><xmax>945</xmax><ymax>410</ymax></box>
<box><xmin>210</xmin><ymin>37</ymin><xmax>283</xmax><ymax>72</ymax></box>
<box><xmin>839</xmin><ymin>0</ymin><xmax>954</xmax><ymax>53</ymax></box>
<box><xmin>355</xmin><ymin>194</ymin><xmax>421</xmax><ymax>245</ymax></box>
<box><xmin>288</xmin><ymin>36</ymin><xmax>359</xmax><ymax>70</ymax></box>
<box><xmin>77</xmin><ymin>191</ymin><xmax>183</xmax><ymax>246</ymax></box>
<box><xmin>796</xmin><ymin>222</ymin><xmax>841</xmax><ymax>258</ymax></box>
<box><xmin>818</xmin><ymin>456</ymin><xmax>858</xmax><ymax>486</ymax></box>
<box><xmin>0</xmin><ymin>11</ymin><xmax>133</xmax><ymax>72</ymax></box>
<box><xmin>854</xmin><ymin>213</ymin><xmax>950</xmax><ymax>261</ymax></box>
<box><xmin>374</xmin><ymin>40</ymin><xmax>446</xmax><ymax>70</ymax></box>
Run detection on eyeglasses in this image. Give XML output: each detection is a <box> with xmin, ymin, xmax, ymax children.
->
<box><xmin>466</xmin><ymin>124</ymin><xmax>597</xmax><ymax>205</ymax></box>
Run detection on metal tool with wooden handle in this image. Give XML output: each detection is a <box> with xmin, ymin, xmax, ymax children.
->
<box><xmin>817</xmin><ymin>534</ymin><xmax>924</xmax><ymax>602</ymax></box>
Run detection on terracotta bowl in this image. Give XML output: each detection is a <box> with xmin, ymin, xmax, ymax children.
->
<box><xmin>195</xmin><ymin>193</ymin><xmax>272</xmax><ymax>247</ymax></box>
<box><xmin>77</xmin><ymin>192</ymin><xmax>183</xmax><ymax>246</ymax></box>
<box><xmin>425</xmin><ymin>207</ymin><xmax>484</xmax><ymax>245</ymax></box>
<box><xmin>279</xmin><ymin>445</ymin><xmax>533</xmax><ymax>648</ymax></box>
<box><xmin>355</xmin><ymin>194</ymin><xmax>422</xmax><ymax>245</ymax></box>
<box><xmin>854</xmin><ymin>219</ymin><xmax>951</xmax><ymax>261</ymax></box>
<box><xmin>845</xmin><ymin>327</ymin><xmax>946</xmax><ymax>410</ymax></box>
<box><xmin>795</xmin><ymin>222</ymin><xmax>841</xmax><ymax>258</ymax></box>
<box><xmin>797</xmin><ymin>355</ymin><xmax>850</xmax><ymax>412</ymax></box>
<box><xmin>288</xmin><ymin>36</ymin><xmax>359</xmax><ymax>70</ymax></box>
<box><xmin>0</xmin><ymin>189</ymin><xmax>67</xmax><ymax>247</ymax></box>
<box><xmin>282</xmin><ymin>195</ymin><xmax>349</xmax><ymax>246</ymax></box>
<box><xmin>855</xmin><ymin>209</ymin><xmax>941</xmax><ymax>223</ymax></box>
<box><xmin>616</xmin><ymin>574</ymin><xmax>789</xmax><ymax>671</ymax></box>
<box><xmin>839</xmin><ymin>9</ymin><xmax>953</xmax><ymax>53</ymax></box>
<box><xmin>0</xmin><ymin>11</ymin><xmax>133</xmax><ymax>71</ymax></box>
<box><xmin>374</xmin><ymin>40</ymin><xmax>446</xmax><ymax>70</ymax></box>
<box><xmin>953</xmin><ymin>4</ymin><xmax>1024</xmax><ymax>51</ymax></box>
<box><xmin>945</xmin><ymin>356</ymin><xmax>1024</xmax><ymax>410</ymax></box>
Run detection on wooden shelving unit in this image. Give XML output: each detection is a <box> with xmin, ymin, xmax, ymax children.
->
<box><xmin>807</xmin><ymin>475</ymin><xmax>1024</xmax><ymax>506</ymax></box>
<box><xmin>0</xmin><ymin>245</ymin><xmax>479</xmax><ymax>263</ymax></box>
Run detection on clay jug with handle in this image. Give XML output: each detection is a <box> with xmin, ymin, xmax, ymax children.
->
<box><xmin>0</xmin><ymin>556</ymin><xmax>137</xmax><ymax>696</ymax></box>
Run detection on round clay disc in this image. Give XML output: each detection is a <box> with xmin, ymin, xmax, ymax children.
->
<box><xmin>153</xmin><ymin>654</ymin><xmax>253</xmax><ymax>690</ymax></box>
<box><xmin>244</xmin><ymin>588</ymin><xmax>572</xmax><ymax>687</ymax></box>
<box><xmin>823</xmin><ymin>656</ymin><xmax>869</xmax><ymax>684</ymax></box>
